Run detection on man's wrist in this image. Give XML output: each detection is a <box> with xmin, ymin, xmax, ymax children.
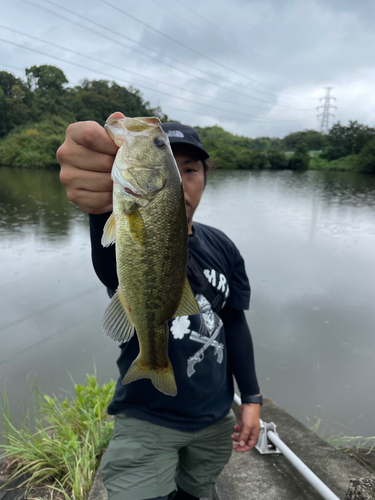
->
<box><xmin>241</xmin><ymin>394</ymin><xmax>263</xmax><ymax>405</ymax></box>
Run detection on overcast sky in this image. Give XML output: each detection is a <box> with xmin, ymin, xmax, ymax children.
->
<box><xmin>1</xmin><ymin>0</ymin><xmax>375</xmax><ymax>138</ymax></box>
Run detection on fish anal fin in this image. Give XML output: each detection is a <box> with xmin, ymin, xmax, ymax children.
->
<box><xmin>122</xmin><ymin>357</ymin><xmax>177</xmax><ymax>396</ymax></box>
<box><xmin>102</xmin><ymin>290</ymin><xmax>135</xmax><ymax>342</ymax></box>
<box><xmin>101</xmin><ymin>213</ymin><xmax>116</xmax><ymax>247</ymax></box>
<box><xmin>126</xmin><ymin>207</ymin><xmax>147</xmax><ymax>245</ymax></box>
<box><xmin>173</xmin><ymin>278</ymin><xmax>201</xmax><ymax>318</ymax></box>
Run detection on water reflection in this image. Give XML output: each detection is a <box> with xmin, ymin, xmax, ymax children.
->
<box><xmin>0</xmin><ymin>167</ymin><xmax>86</xmax><ymax>240</ymax></box>
<box><xmin>1</xmin><ymin>166</ymin><xmax>375</xmax><ymax>440</ymax></box>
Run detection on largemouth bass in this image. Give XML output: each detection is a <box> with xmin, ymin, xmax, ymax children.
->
<box><xmin>102</xmin><ymin>116</ymin><xmax>200</xmax><ymax>396</ymax></box>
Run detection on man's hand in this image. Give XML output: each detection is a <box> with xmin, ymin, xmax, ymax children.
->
<box><xmin>57</xmin><ymin>111</ymin><xmax>125</xmax><ymax>214</ymax></box>
<box><xmin>232</xmin><ymin>403</ymin><xmax>261</xmax><ymax>453</ymax></box>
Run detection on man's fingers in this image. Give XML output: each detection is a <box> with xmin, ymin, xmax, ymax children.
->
<box><xmin>239</xmin><ymin>425</ymin><xmax>251</xmax><ymax>447</ymax></box>
<box><xmin>231</xmin><ymin>433</ymin><xmax>240</xmax><ymax>443</ymax></box>
<box><xmin>67</xmin><ymin>189</ymin><xmax>113</xmax><ymax>214</ymax></box>
<box><xmin>60</xmin><ymin>166</ymin><xmax>113</xmax><ymax>192</ymax></box>
<box><xmin>58</xmin><ymin>142</ymin><xmax>116</xmax><ymax>174</ymax></box>
<box><xmin>233</xmin><ymin>443</ymin><xmax>252</xmax><ymax>453</ymax></box>
<box><xmin>66</xmin><ymin>121</ymin><xmax>119</xmax><ymax>155</ymax></box>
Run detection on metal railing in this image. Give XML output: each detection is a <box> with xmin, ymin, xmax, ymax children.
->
<box><xmin>233</xmin><ymin>394</ymin><xmax>340</xmax><ymax>500</ymax></box>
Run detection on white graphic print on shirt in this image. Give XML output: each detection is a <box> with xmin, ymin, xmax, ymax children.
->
<box><xmin>170</xmin><ymin>288</ymin><xmax>224</xmax><ymax>378</ymax></box>
<box><xmin>203</xmin><ymin>269</ymin><xmax>230</xmax><ymax>299</ymax></box>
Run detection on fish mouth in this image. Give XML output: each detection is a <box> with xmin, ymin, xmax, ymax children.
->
<box><xmin>123</xmin><ymin>187</ymin><xmax>143</xmax><ymax>199</ymax></box>
<box><xmin>112</xmin><ymin>161</ymin><xmax>144</xmax><ymax>198</ymax></box>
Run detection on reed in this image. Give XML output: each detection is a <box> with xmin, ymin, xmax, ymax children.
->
<box><xmin>0</xmin><ymin>374</ymin><xmax>115</xmax><ymax>500</ymax></box>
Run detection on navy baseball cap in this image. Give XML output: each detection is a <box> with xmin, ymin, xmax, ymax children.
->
<box><xmin>162</xmin><ymin>122</ymin><xmax>209</xmax><ymax>160</ymax></box>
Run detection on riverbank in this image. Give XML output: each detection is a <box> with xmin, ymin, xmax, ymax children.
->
<box><xmin>215</xmin><ymin>398</ymin><xmax>374</xmax><ymax>500</ymax></box>
<box><xmin>1</xmin><ymin>395</ymin><xmax>374</xmax><ymax>500</ymax></box>
<box><xmin>0</xmin><ymin>150</ymin><xmax>370</xmax><ymax>174</ymax></box>
<box><xmin>86</xmin><ymin>398</ymin><xmax>374</xmax><ymax>500</ymax></box>
<box><xmin>309</xmin><ymin>154</ymin><xmax>359</xmax><ymax>172</ymax></box>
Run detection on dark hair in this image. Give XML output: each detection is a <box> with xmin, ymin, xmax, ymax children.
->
<box><xmin>202</xmin><ymin>159</ymin><xmax>216</xmax><ymax>187</ymax></box>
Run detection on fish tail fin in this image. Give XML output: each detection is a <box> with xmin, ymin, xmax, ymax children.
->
<box><xmin>122</xmin><ymin>357</ymin><xmax>177</xmax><ymax>396</ymax></box>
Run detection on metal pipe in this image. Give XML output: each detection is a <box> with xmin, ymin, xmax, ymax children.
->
<box><xmin>266</xmin><ymin>430</ymin><xmax>340</xmax><ymax>500</ymax></box>
<box><xmin>233</xmin><ymin>394</ymin><xmax>340</xmax><ymax>500</ymax></box>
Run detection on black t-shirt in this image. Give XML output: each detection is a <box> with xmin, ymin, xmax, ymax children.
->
<box><xmin>107</xmin><ymin>222</ymin><xmax>251</xmax><ymax>432</ymax></box>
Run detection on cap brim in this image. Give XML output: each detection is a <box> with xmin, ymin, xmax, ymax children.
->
<box><xmin>167</xmin><ymin>138</ymin><xmax>210</xmax><ymax>160</ymax></box>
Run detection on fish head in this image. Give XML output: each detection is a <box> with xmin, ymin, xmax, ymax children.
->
<box><xmin>105</xmin><ymin>116</ymin><xmax>180</xmax><ymax>204</ymax></box>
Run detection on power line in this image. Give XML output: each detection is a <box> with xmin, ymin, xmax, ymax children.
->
<box><xmin>0</xmin><ymin>25</ymin><xmax>262</xmax><ymax>111</ymax></box>
<box><xmin>20</xmin><ymin>0</ymin><xmax>312</xmax><ymax>110</ymax></box>
<box><xmin>317</xmin><ymin>87</ymin><xmax>336</xmax><ymax>133</ymax></box>
<box><xmin>0</xmin><ymin>37</ymin><xmax>307</xmax><ymax>123</ymax></box>
<box><xmin>0</xmin><ymin>23</ymin><xmax>295</xmax><ymax>113</ymax></box>
<box><xmin>100</xmin><ymin>0</ymin><xmax>310</xmax><ymax>101</ymax></box>
<box><xmin>21</xmin><ymin>0</ymin><xmax>313</xmax><ymax>111</ymax></box>
<box><xmin>0</xmin><ymin>62</ymin><xmax>24</xmax><ymax>72</ymax></box>
<box><xmin>157</xmin><ymin>0</ymin><xmax>300</xmax><ymax>90</ymax></box>
<box><xmin>149</xmin><ymin>0</ymin><xmax>209</xmax><ymax>39</ymax></box>
<box><xmin>162</xmin><ymin>104</ymin><xmax>316</xmax><ymax>126</ymax></box>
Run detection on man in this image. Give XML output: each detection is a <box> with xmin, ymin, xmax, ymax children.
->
<box><xmin>57</xmin><ymin>112</ymin><xmax>262</xmax><ymax>500</ymax></box>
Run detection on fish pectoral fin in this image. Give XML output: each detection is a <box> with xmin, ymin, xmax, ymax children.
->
<box><xmin>173</xmin><ymin>278</ymin><xmax>201</xmax><ymax>318</ymax></box>
<box><xmin>101</xmin><ymin>212</ymin><xmax>116</xmax><ymax>247</ymax></box>
<box><xmin>126</xmin><ymin>207</ymin><xmax>147</xmax><ymax>245</ymax></box>
<box><xmin>122</xmin><ymin>356</ymin><xmax>177</xmax><ymax>396</ymax></box>
<box><xmin>102</xmin><ymin>290</ymin><xmax>135</xmax><ymax>342</ymax></box>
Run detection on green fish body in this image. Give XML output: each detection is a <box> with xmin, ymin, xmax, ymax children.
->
<box><xmin>102</xmin><ymin>117</ymin><xmax>200</xmax><ymax>396</ymax></box>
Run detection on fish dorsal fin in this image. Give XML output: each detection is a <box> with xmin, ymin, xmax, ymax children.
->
<box><xmin>102</xmin><ymin>290</ymin><xmax>135</xmax><ymax>343</ymax></box>
<box><xmin>173</xmin><ymin>278</ymin><xmax>201</xmax><ymax>318</ymax></box>
<box><xmin>126</xmin><ymin>207</ymin><xmax>147</xmax><ymax>245</ymax></box>
<box><xmin>101</xmin><ymin>213</ymin><xmax>116</xmax><ymax>247</ymax></box>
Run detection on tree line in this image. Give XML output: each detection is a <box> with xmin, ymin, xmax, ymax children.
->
<box><xmin>1</xmin><ymin>65</ymin><xmax>375</xmax><ymax>173</ymax></box>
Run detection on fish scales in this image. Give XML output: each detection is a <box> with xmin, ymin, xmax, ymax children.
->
<box><xmin>101</xmin><ymin>116</ymin><xmax>200</xmax><ymax>396</ymax></box>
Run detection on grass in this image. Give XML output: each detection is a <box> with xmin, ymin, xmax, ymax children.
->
<box><xmin>0</xmin><ymin>374</ymin><xmax>115</xmax><ymax>500</ymax></box>
<box><xmin>309</xmin><ymin>154</ymin><xmax>359</xmax><ymax>172</ymax></box>
<box><xmin>309</xmin><ymin>416</ymin><xmax>375</xmax><ymax>454</ymax></box>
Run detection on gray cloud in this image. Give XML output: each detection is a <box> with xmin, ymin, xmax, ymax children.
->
<box><xmin>1</xmin><ymin>0</ymin><xmax>374</xmax><ymax>138</ymax></box>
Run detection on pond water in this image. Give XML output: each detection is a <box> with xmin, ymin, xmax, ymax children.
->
<box><xmin>1</xmin><ymin>166</ymin><xmax>374</xmax><ymax>441</ymax></box>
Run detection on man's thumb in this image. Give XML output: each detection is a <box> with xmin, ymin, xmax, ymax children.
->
<box><xmin>107</xmin><ymin>111</ymin><xmax>126</xmax><ymax>120</ymax></box>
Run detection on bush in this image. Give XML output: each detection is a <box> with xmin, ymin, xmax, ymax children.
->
<box><xmin>356</xmin><ymin>138</ymin><xmax>375</xmax><ymax>173</ymax></box>
<box><xmin>267</xmin><ymin>150</ymin><xmax>289</xmax><ymax>169</ymax></box>
<box><xmin>288</xmin><ymin>142</ymin><xmax>309</xmax><ymax>170</ymax></box>
<box><xmin>0</xmin><ymin>116</ymin><xmax>70</xmax><ymax>168</ymax></box>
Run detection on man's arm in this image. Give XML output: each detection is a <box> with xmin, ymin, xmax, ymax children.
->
<box><xmin>57</xmin><ymin>113</ymin><xmax>125</xmax><ymax>290</ymax></box>
<box><xmin>220</xmin><ymin>305</ymin><xmax>261</xmax><ymax>452</ymax></box>
<box><xmin>89</xmin><ymin>213</ymin><xmax>118</xmax><ymax>291</ymax></box>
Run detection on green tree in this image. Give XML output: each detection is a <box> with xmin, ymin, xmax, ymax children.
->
<box><xmin>322</xmin><ymin>120</ymin><xmax>375</xmax><ymax>161</ymax></box>
<box><xmin>249</xmin><ymin>150</ymin><xmax>270</xmax><ymax>169</ymax></box>
<box><xmin>65</xmin><ymin>80</ymin><xmax>166</xmax><ymax>124</ymax></box>
<box><xmin>282</xmin><ymin>130</ymin><xmax>327</xmax><ymax>150</ymax></box>
<box><xmin>0</xmin><ymin>88</ymin><xmax>7</xmax><ymax>136</ymax></box>
<box><xmin>289</xmin><ymin>142</ymin><xmax>309</xmax><ymax>170</ymax></box>
<box><xmin>267</xmin><ymin>150</ymin><xmax>289</xmax><ymax>169</ymax></box>
<box><xmin>356</xmin><ymin>138</ymin><xmax>375</xmax><ymax>173</ymax></box>
<box><xmin>25</xmin><ymin>65</ymin><xmax>69</xmax><ymax>120</ymax></box>
<box><xmin>0</xmin><ymin>71</ymin><xmax>31</xmax><ymax>136</ymax></box>
<box><xmin>26</xmin><ymin>65</ymin><xmax>68</xmax><ymax>94</ymax></box>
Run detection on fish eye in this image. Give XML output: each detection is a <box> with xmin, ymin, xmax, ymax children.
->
<box><xmin>154</xmin><ymin>137</ymin><xmax>166</xmax><ymax>148</ymax></box>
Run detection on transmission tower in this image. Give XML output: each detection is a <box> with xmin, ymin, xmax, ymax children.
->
<box><xmin>317</xmin><ymin>87</ymin><xmax>337</xmax><ymax>133</ymax></box>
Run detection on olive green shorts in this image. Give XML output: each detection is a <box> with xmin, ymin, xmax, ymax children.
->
<box><xmin>100</xmin><ymin>409</ymin><xmax>236</xmax><ymax>500</ymax></box>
